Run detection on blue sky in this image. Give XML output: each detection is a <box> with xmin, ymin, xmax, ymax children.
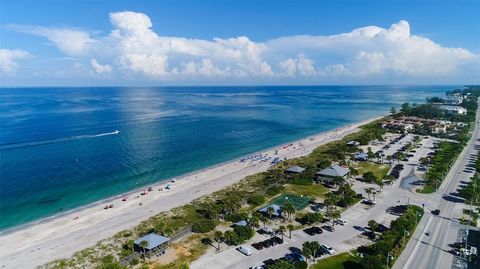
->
<box><xmin>0</xmin><ymin>0</ymin><xmax>479</xmax><ymax>86</ymax></box>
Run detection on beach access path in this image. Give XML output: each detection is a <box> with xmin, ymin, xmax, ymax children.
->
<box><xmin>0</xmin><ymin>117</ymin><xmax>380</xmax><ymax>269</ymax></box>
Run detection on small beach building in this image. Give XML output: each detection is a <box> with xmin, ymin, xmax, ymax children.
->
<box><xmin>316</xmin><ymin>164</ymin><xmax>350</xmax><ymax>185</ymax></box>
<box><xmin>258</xmin><ymin>204</ymin><xmax>282</xmax><ymax>218</ymax></box>
<box><xmin>347</xmin><ymin>141</ymin><xmax>360</xmax><ymax>146</ymax></box>
<box><xmin>354</xmin><ymin>152</ymin><xmax>369</xmax><ymax>161</ymax></box>
<box><xmin>134</xmin><ymin>232</ymin><xmax>170</xmax><ymax>258</ymax></box>
<box><xmin>285</xmin><ymin>165</ymin><xmax>305</xmax><ymax>174</ymax></box>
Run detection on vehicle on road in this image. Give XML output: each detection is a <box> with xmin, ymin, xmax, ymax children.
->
<box><xmin>237</xmin><ymin>246</ymin><xmax>252</xmax><ymax>256</ymax></box>
<box><xmin>320</xmin><ymin>244</ymin><xmax>336</xmax><ymax>255</ymax></box>
<box><xmin>303</xmin><ymin>226</ymin><xmax>323</xmax><ymax>236</ymax></box>
<box><xmin>362</xmin><ymin>199</ymin><xmax>377</xmax><ymax>205</ymax></box>
<box><xmin>335</xmin><ymin>219</ymin><xmax>347</xmax><ymax>225</ymax></box>
<box><xmin>321</xmin><ymin>225</ymin><xmax>335</xmax><ymax>232</ymax></box>
<box><xmin>431</xmin><ymin>209</ymin><xmax>441</xmax><ymax>215</ymax></box>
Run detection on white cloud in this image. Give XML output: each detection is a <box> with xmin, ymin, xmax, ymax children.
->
<box><xmin>0</xmin><ymin>49</ymin><xmax>30</xmax><ymax>74</ymax></box>
<box><xmin>90</xmin><ymin>59</ymin><xmax>112</xmax><ymax>74</ymax></box>
<box><xmin>9</xmin><ymin>14</ymin><xmax>480</xmax><ymax>83</ymax></box>
<box><xmin>11</xmin><ymin>25</ymin><xmax>96</xmax><ymax>56</ymax></box>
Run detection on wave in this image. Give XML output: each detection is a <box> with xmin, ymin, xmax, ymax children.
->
<box><xmin>0</xmin><ymin>130</ymin><xmax>120</xmax><ymax>150</ymax></box>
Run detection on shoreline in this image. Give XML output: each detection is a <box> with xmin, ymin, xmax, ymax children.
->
<box><xmin>0</xmin><ymin>115</ymin><xmax>383</xmax><ymax>268</ymax></box>
<box><xmin>0</xmin><ymin>116</ymin><xmax>381</xmax><ymax>236</ymax></box>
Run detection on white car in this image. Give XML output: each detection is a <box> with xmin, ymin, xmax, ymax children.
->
<box><xmin>237</xmin><ymin>246</ymin><xmax>252</xmax><ymax>256</ymax></box>
<box><xmin>335</xmin><ymin>219</ymin><xmax>347</xmax><ymax>225</ymax></box>
<box><xmin>321</xmin><ymin>244</ymin><xmax>335</xmax><ymax>255</ymax></box>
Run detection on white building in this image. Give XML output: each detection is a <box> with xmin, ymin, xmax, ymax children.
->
<box><xmin>444</xmin><ymin>95</ymin><xmax>463</xmax><ymax>105</ymax></box>
<box><xmin>439</xmin><ymin>105</ymin><xmax>467</xmax><ymax>115</ymax></box>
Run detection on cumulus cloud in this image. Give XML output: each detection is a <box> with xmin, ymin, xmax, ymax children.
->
<box><xmin>90</xmin><ymin>59</ymin><xmax>112</xmax><ymax>74</ymax></box>
<box><xmin>8</xmin><ymin>13</ymin><xmax>480</xmax><ymax>83</ymax></box>
<box><xmin>0</xmin><ymin>49</ymin><xmax>29</xmax><ymax>74</ymax></box>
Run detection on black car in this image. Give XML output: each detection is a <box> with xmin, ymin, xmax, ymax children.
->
<box><xmin>321</xmin><ymin>225</ymin><xmax>335</xmax><ymax>232</ymax></box>
<box><xmin>271</xmin><ymin>236</ymin><xmax>284</xmax><ymax>244</ymax></box>
<box><xmin>431</xmin><ymin>209</ymin><xmax>440</xmax><ymax>215</ymax></box>
<box><xmin>252</xmin><ymin>242</ymin><xmax>264</xmax><ymax>250</ymax></box>
<box><xmin>303</xmin><ymin>226</ymin><xmax>323</xmax><ymax>236</ymax></box>
<box><xmin>263</xmin><ymin>259</ymin><xmax>276</xmax><ymax>266</ymax></box>
<box><xmin>262</xmin><ymin>239</ymin><xmax>274</xmax><ymax>248</ymax></box>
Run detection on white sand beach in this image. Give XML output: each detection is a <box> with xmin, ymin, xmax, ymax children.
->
<box><xmin>0</xmin><ymin>116</ymin><xmax>381</xmax><ymax>268</ymax></box>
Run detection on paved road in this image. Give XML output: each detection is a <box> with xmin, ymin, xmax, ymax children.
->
<box><xmin>394</xmin><ymin>102</ymin><xmax>480</xmax><ymax>269</ymax></box>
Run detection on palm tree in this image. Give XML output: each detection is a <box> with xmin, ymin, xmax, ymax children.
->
<box><xmin>223</xmin><ymin>230</ymin><xmax>234</xmax><ymax>245</ymax></box>
<box><xmin>330</xmin><ymin>210</ymin><xmax>341</xmax><ymax>226</ymax></box>
<box><xmin>310</xmin><ymin>241</ymin><xmax>321</xmax><ymax>261</ymax></box>
<box><xmin>282</xmin><ymin>202</ymin><xmax>296</xmax><ymax>221</ymax></box>
<box><xmin>139</xmin><ymin>240</ymin><xmax>149</xmax><ymax>260</ymax></box>
<box><xmin>386</xmin><ymin>155</ymin><xmax>392</xmax><ymax>164</ymax></box>
<box><xmin>287</xmin><ymin>224</ymin><xmax>294</xmax><ymax>238</ymax></box>
<box><xmin>213</xmin><ymin>231</ymin><xmax>223</xmax><ymax>250</ymax></box>
<box><xmin>349</xmin><ymin>167</ymin><xmax>359</xmax><ymax>180</ymax></box>
<box><xmin>249</xmin><ymin>215</ymin><xmax>260</xmax><ymax>228</ymax></box>
<box><xmin>372</xmin><ymin>189</ymin><xmax>377</xmax><ymax>201</ymax></box>
<box><xmin>378</xmin><ymin>180</ymin><xmax>385</xmax><ymax>193</ymax></box>
<box><xmin>365</xmin><ymin>188</ymin><xmax>372</xmax><ymax>201</ymax></box>
<box><xmin>278</xmin><ymin>225</ymin><xmax>286</xmax><ymax>240</ymax></box>
<box><xmin>267</xmin><ymin>206</ymin><xmax>274</xmax><ymax>220</ymax></box>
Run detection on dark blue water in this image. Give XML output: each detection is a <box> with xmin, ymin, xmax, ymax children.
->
<box><xmin>0</xmin><ymin>86</ymin><xmax>449</xmax><ymax>230</ymax></box>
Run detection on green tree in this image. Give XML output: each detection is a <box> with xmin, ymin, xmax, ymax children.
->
<box><xmin>267</xmin><ymin>206</ymin><xmax>275</xmax><ymax>220</ymax></box>
<box><xmin>368</xmin><ymin>219</ymin><xmax>379</xmax><ymax>232</ymax></box>
<box><xmin>287</xmin><ymin>224</ymin><xmax>294</xmax><ymax>238</ymax></box>
<box><xmin>213</xmin><ymin>231</ymin><xmax>223</xmax><ymax>250</ymax></box>
<box><xmin>139</xmin><ymin>240</ymin><xmax>148</xmax><ymax>260</ymax></box>
<box><xmin>278</xmin><ymin>225</ymin><xmax>286</xmax><ymax>240</ymax></box>
<box><xmin>282</xmin><ymin>202</ymin><xmax>296</xmax><ymax>221</ymax></box>
<box><xmin>363</xmin><ymin>171</ymin><xmax>377</xmax><ymax>183</ymax></box>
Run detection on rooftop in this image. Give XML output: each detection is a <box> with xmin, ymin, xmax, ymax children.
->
<box><xmin>316</xmin><ymin>164</ymin><xmax>349</xmax><ymax>178</ymax></box>
<box><xmin>285</xmin><ymin>165</ymin><xmax>305</xmax><ymax>173</ymax></box>
<box><xmin>134</xmin><ymin>233</ymin><xmax>170</xmax><ymax>250</ymax></box>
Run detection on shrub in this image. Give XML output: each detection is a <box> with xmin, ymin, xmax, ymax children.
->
<box><xmin>247</xmin><ymin>194</ymin><xmax>265</xmax><ymax>206</ymax></box>
<box><xmin>299</xmin><ymin>212</ymin><xmax>323</xmax><ymax>225</ymax></box>
<box><xmin>266</xmin><ymin>185</ymin><xmax>285</xmax><ymax>196</ymax></box>
<box><xmin>192</xmin><ymin>219</ymin><xmax>216</xmax><ymax>233</ymax></box>
<box><xmin>363</xmin><ymin>171</ymin><xmax>377</xmax><ymax>183</ymax></box>
<box><xmin>225</xmin><ymin>212</ymin><xmax>249</xmax><ymax>222</ymax></box>
<box><xmin>294</xmin><ymin>261</ymin><xmax>308</xmax><ymax>269</ymax></box>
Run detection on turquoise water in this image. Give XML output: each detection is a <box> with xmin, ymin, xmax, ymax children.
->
<box><xmin>0</xmin><ymin>86</ymin><xmax>450</xmax><ymax>230</ymax></box>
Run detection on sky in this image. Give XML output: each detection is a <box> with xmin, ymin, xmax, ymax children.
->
<box><xmin>0</xmin><ymin>0</ymin><xmax>479</xmax><ymax>86</ymax></box>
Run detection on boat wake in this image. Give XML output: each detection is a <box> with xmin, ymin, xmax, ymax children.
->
<box><xmin>0</xmin><ymin>130</ymin><xmax>120</xmax><ymax>150</ymax></box>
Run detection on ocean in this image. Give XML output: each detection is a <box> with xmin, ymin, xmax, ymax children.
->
<box><xmin>0</xmin><ymin>86</ymin><xmax>450</xmax><ymax>230</ymax></box>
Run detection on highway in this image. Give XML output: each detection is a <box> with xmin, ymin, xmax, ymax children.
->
<box><xmin>394</xmin><ymin>102</ymin><xmax>480</xmax><ymax>269</ymax></box>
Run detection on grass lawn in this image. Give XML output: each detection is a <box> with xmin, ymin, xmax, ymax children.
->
<box><xmin>311</xmin><ymin>252</ymin><xmax>363</xmax><ymax>269</ymax></box>
<box><xmin>416</xmin><ymin>184</ymin><xmax>436</xmax><ymax>194</ymax></box>
<box><xmin>356</xmin><ymin>162</ymin><xmax>390</xmax><ymax>180</ymax></box>
<box><xmin>285</xmin><ymin>184</ymin><xmax>328</xmax><ymax>199</ymax></box>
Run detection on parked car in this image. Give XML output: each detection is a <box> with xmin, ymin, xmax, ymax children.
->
<box><xmin>362</xmin><ymin>199</ymin><xmax>377</xmax><ymax>205</ymax></box>
<box><xmin>321</xmin><ymin>225</ymin><xmax>335</xmax><ymax>232</ymax></box>
<box><xmin>431</xmin><ymin>209</ymin><xmax>441</xmax><ymax>215</ymax></box>
<box><xmin>285</xmin><ymin>252</ymin><xmax>306</xmax><ymax>262</ymax></box>
<box><xmin>251</xmin><ymin>242</ymin><xmax>264</xmax><ymax>250</ymax></box>
<box><xmin>271</xmin><ymin>236</ymin><xmax>284</xmax><ymax>244</ymax></box>
<box><xmin>335</xmin><ymin>219</ymin><xmax>347</xmax><ymax>226</ymax></box>
<box><xmin>237</xmin><ymin>246</ymin><xmax>252</xmax><ymax>256</ymax></box>
<box><xmin>303</xmin><ymin>226</ymin><xmax>323</xmax><ymax>236</ymax></box>
<box><xmin>320</xmin><ymin>244</ymin><xmax>336</xmax><ymax>255</ymax></box>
